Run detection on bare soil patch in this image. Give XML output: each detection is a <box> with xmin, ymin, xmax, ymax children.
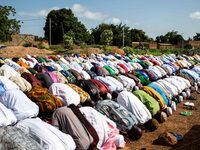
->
<box><xmin>122</xmin><ymin>92</ymin><xmax>200</xmax><ymax>150</ymax></box>
<box><xmin>0</xmin><ymin>46</ymin><xmax>53</xmax><ymax>58</ymax></box>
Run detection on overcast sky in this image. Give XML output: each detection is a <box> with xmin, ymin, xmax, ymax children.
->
<box><xmin>1</xmin><ymin>0</ymin><xmax>200</xmax><ymax>39</ymax></box>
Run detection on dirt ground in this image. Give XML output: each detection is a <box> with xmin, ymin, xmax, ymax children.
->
<box><xmin>0</xmin><ymin>46</ymin><xmax>53</xmax><ymax>58</ymax></box>
<box><xmin>122</xmin><ymin>92</ymin><xmax>200</xmax><ymax>150</ymax></box>
<box><xmin>0</xmin><ymin>46</ymin><xmax>125</xmax><ymax>58</ymax></box>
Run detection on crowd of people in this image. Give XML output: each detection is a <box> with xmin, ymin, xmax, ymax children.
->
<box><xmin>0</xmin><ymin>52</ymin><xmax>200</xmax><ymax>150</ymax></box>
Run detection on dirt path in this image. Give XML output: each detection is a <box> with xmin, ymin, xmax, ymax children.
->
<box><xmin>122</xmin><ymin>92</ymin><xmax>200</xmax><ymax>150</ymax></box>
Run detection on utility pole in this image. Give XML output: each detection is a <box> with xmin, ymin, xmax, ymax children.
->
<box><xmin>61</xmin><ymin>23</ymin><xmax>65</xmax><ymax>46</ymax></box>
<box><xmin>49</xmin><ymin>17</ymin><xmax>51</xmax><ymax>46</ymax></box>
<box><xmin>182</xmin><ymin>39</ymin><xmax>184</xmax><ymax>49</ymax></box>
<box><xmin>181</xmin><ymin>33</ymin><xmax>184</xmax><ymax>49</ymax></box>
<box><xmin>122</xmin><ymin>27</ymin><xmax>124</xmax><ymax>48</ymax></box>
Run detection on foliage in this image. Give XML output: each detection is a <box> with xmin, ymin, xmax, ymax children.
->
<box><xmin>130</xmin><ymin>48</ymin><xmax>200</xmax><ymax>56</ymax></box>
<box><xmin>156</xmin><ymin>31</ymin><xmax>184</xmax><ymax>45</ymax></box>
<box><xmin>63</xmin><ymin>33</ymin><xmax>73</xmax><ymax>50</ymax></box>
<box><xmin>129</xmin><ymin>29</ymin><xmax>150</xmax><ymax>42</ymax></box>
<box><xmin>23</xmin><ymin>42</ymin><xmax>32</xmax><ymax>47</ymax></box>
<box><xmin>0</xmin><ymin>5</ymin><xmax>21</xmax><ymax>42</ymax></box>
<box><xmin>44</xmin><ymin>8</ymin><xmax>92</xmax><ymax>45</ymax></box>
<box><xmin>90</xmin><ymin>44</ymin><xmax>104</xmax><ymax>49</ymax></box>
<box><xmin>100</xmin><ymin>29</ymin><xmax>113</xmax><ymax>45</ymax></box>
<box><xmin>91</xmin><ymin>23</ymin><xmax>121</xmax><ymax>46</ymax></box>
<box><xmin>184</xmin><ymin>44</ymin><xmax>192</xmax><ymax>49</ymax></box>
<box><xmin>123</xmin><ymin>46</ymin><xmax>133</xmax><ymax>54</ymax></box>
<box><xmin>91</xmin><ymin>23</ymin><xmax>152</xmax><ymax>47</ymax></box>
<box><xmin>49</xmin><ymin>44</ymin><xmax>64</xmax><ymax>50</ymax></box>
<box><xmin>35</xmin><ymin>36</ymin><xmax>45</xmax><ymax>42</ymax></box>
<box><xmin>79</xmin><ymin>43</ymin><xmax>87</xmax><ymax>49</ymax></box>
<box><xmin>91</xmin><ymin>23</ymin><xmax>110</xmax><ymax>44</ymax></box>
<box><xmin>37</xmin><ymin>42</ymin><xmax>45</xmax><ymax>49</ymax></box>
<box><xmin>193</xmin><ymin>33</ymin><xmax>200</xmax><ymax>41</ymax></box>
<box><xmin>103</xmin><ymin>46</ymin><xmax>112</xmax><ymax>54</ymax></box>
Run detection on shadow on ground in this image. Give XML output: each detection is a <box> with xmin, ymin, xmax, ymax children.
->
<box><xmin>171</xmin><ymin>125</ymin><xmax>200</xmax><ymax>150</ymax></box>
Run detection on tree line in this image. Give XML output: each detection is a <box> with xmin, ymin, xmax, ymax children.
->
<box><xmin>1</xmin><ymin>6</ymin><xmax>200</xmax><ymax>48</ymax></box>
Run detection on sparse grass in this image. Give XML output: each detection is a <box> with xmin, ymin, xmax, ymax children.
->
<box><xmin>47</xmin><ymin>44</ymin><xmax>200</xmax><ymax>56</ymax></box>
<box><xmin>49</xmin><ymin>44</ymin><xmax>65</xmax><ymax>51</ymax></box>
<box><xmin>131</xmin><ymin>48</ymin><xmax>200</xmax><ymax>56</ymax></box>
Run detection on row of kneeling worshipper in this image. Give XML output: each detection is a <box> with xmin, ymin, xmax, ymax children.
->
<box><xmin>0</xmin><ymin>53</ymin><xmax>200</xmax><ymax>149</ymax></box>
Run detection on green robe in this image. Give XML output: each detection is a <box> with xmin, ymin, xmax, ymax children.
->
<box><xmin>133</xmin><ymin>90</ymin><xmax>160</xmax><ymax>116</ymax></box>
<box><xmin>103</xmin><ymin>65</ymin><xmax>116</xmax><ymax>75</ymax></box>
<box><xmin>37</xmin><ymin>56</ymin><xmax>46</xmax><ymax>63</ymax></box>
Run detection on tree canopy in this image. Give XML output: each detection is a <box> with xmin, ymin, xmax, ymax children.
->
<box><xmin>100</xmin><ymin>29</ymin><xmax>113</xmax><ymax>45</ymax></box>
<box><xmin>0</xmin><ymin>5</ymin><xmax>21</xmax><ymax>42</ymax></box>
<box><xmin>63</xmin><ymin>33</ymin><xmax>73</xmax><ymax>49</ymax></box>
<box><xmin>91</xmin><ymin>23</ymin><xmax>113</xmax><ymax>45</ymax></box>
<box><xmin>91</xmin><ymin>23</ymin><xmax>151</xmax><ymax>47</ymax></box>
<box><xmin>193</xmin><ymin>33</ymin><xmax>200</xmax><ymax>41</ymax></box>
<box><xmin>156</xmin><ymin>31</ymin><xmax>184</xmax><ymax>45</ymax></box>
<box><xmin>44</xmin><ymin>8</ymin><xmax>92</xmax><ymax>45</ymax></box>
<box><xmin>129</xmin><ymin>29</ymin><xmax>150</xmax><ymax>42</ymax></box>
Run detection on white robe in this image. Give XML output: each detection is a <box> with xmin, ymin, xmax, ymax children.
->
<box><xmin>80</xmin><ymin>107</ymin><xmax>125</xmax><ymax>149</ymax></box>
<box><xmin>170</xmin><ymin>76</ymin><xmax>191</xmax><ymax>89</ymax></box>
<box><xmin>79</xmin><ymin>70</ymin><xmax>91</xmax><ymax>80</ymax></box>
<box><xmin>4</xmin><ymin>59</ymin><xmax>21</xmax><ymax>71</ymax></box>
<box><xmin>0</xmin><ymin>89</ymin><xmax>39</xmax><ymax>121</ymax></box>
<box><xmin>59</xmin><ymin>57</ymin><xmax>70</xmax><ymax>65</ymax></box>
<box><xmin>49</xmin><ymin>62</ymin><xmax>63</xmax><ymax>71</ymax></box>
<box><xmin>118</xmin><ymin>75</ymin><xmax>136</xmax><ymax>91</ymax></box>
<box><xmin>0</xmin><ymin>76</ymin><xmax>19</xmax><ymax>91</ymax></box>
<box><xmin>9</xmin><ymin>76</ymin><xmax>32</xmax><ymax>92</ymax></box>
<box><xmin>156</xmin><ymin>80</ymin><xmax>179</xmax><ymax>97</ymax></box>
<box><xmin>0</xmin><ymin>64</ymin><xmax>20</xmax><ymax>78</ymax></box>
<box><xmin>16</xmin><ymin>118</ymin><xmax>76</xmax><ymax>150</ymax></box>
<box><xmin>192</xmin><ymin>66</ymin><xmax>200</xmax><ymax>76</ymax></box>
<box><xmin>117</xmin><ymin>91</ymin><xmax>152</xmax><ymax>125</ymax></box>
<box><xmin>164</xmin><ymin>76</ymin><xmax>190</xmax><ymax>94</ymax></box>
<box><xmin>95</xmin><ymin>76</ymin><xmax>118</xmax><ymax>92</ymax></box>
<box><xmin>49</xmin><ymin>83</ymin><xmax>80</xmax><ymax>106</ymax></box>
<box><xmin>0</xmin><ymin>102</ymin><xmax>17</xmax><ymax>126</ymax></box>
<box><xmin>105</xmin><ymin>76</ymin><xmax>124</xmax><ymax>92</ymax></box>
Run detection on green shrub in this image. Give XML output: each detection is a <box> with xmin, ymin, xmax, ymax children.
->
<box><xmin>37</xmin><ymin>42</ymin><xmax>45</xmax><ymax>49</ymax></box>
<box><xmin>63</xmin><ymin>34</ymin><xmax>73</xmax><ymax>50</ymax></box>
<box><xmin>123</xmin><ymin>46</ymin><xmax>133</xmax><ymax>54</ymax></box>
<box><xmin>89</xmin><ymin>44</ymin><xmax>104</xmax><ymax>49</ymax></box>
<box><xmin>184</xmin><ymin>44</ymin><xmax>192</xmax><ymax>49</ymax></box>
<box><xmin>49</xmin><ymin>45</ymin><xmax>64</xmax><ymax>50</ymax></box>
<box><xmin>100</xmin><ymin>30</ymin><xmax>113</xmax><ymax>46</ymax></box>
<box><xmin>80</xmin><ymin>43</ymin><xmax>88</xmax><ymax>49</ymax></box>
<box><xmin>103</xmin><ymin>46</ymin><xmax>112</xmax><ymax>54</ymax></box>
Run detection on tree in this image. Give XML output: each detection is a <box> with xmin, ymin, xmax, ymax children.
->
<box><xmin>63</xmin><ymin>34</ymin><xmax>73</xmax><ymax>49</ymax></box>
<box><xmin>44</xmin><ymin>8</ymin><xmax>92</xmax><ymax>45</ymax></box>
<box><xmin>91</xmin><ymin>23</ymin><xmax>152</xmax><ymax>47</ymax></box>
<box><xmin>100</xmin><ymin>29</ymin><xmax>113</xmax><ymax>45</ymax></box>
<box><xmin>184</xmin><ymin>44</ymin><xmax>192</xmax><ymax>49</ymax></box>
<box><xmin>193</xmin><ymin>33</ymin><xmax>200</xmax><ymax>41</ymax></box>
<box><xmin>129</xmin><ymin>29</ymin><xmax>150</xmax><ymax>42</ymax></box>
<box><xmin>91</xmin><ymin>23</ymin><xmax>131</xmax><ymax>46</ymax></box>
<box><xmin>0</xmin><ymin>5</ymin><xmax>21</xmax><ymax>42</ymax></box>
<box><xmin>63</xmin><ymin>30</ymin><xmax>74</xmax><ymax>49</ymax></box>
<box><xmin>156</xmin><ymin>31</ymin><xmax>184</xmax><ymax>45</ymax></box>
<box><xmin>188</xmin><ymin>37</ymin><xmax>192</xmax><ymax>41</ymax></box>
<box><xmin>156</xmin><ymin>35</ymin><xmax>167</xmax><ymax>43</ymax></box>
<box><xmin>91</xmin><ymin>23</ymin><xmax>112</xmax><ymax>44</ymax></box>
<box><xmin>112</xmin><ymin>24</ymin><xmax>131</xmax><ymax>47</ymax></box>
